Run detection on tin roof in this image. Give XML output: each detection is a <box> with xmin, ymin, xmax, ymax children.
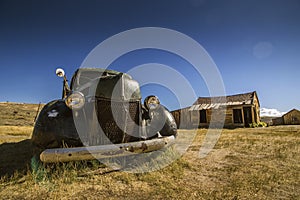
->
<box><xmin>189</xmin><ymin>91</ymin><xmax>257</xmax><ymax>111</ymax></box>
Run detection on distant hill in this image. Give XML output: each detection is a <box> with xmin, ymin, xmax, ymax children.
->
<box><xmin>0</xmin><ymin>102</ymin><xmax>43</xmax><ymax>126</ymax></box>
<box><xmin>260</xmin><ymin>108</ymin><xmax>286</xmax><ymax>117</ymax></box>
<box><xmin>260</xmin><ymin>116</ymin><xmax>276</xmax><ymax>125</ymax></box>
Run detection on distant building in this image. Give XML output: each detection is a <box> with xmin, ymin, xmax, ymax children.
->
<box><xmin>271</xmin><ymin>117</ymin><xmax>284</xmax><ymax>126</ymax></box>
<box><xmin>171</xmin><ymin>91</ymin><xmax>260</xmax><ymax>128</ymax></box>
<box><xmin>272</xmin><ymin>109</ymin><xmax>300</xmax><ymax>125</ymax></box>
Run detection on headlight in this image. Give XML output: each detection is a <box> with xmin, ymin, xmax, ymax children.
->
<box><xmin>144</xmin><ymin>95</ymin><xmax>160</xmax><ymax>110</ymax></box>
<box><xmin>65</xmin><ymin>92</ymin><xmax>85</xmax><ymax>110</ymax></box>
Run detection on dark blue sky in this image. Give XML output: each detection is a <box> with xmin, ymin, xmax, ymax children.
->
<box><xmin>0</xmin><ymin>0</ymin><xmax>299</xmax><ymax>112</ymax></box>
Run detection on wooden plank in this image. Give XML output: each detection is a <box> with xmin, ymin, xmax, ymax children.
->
<box><xmin>40</xmin><ymin>136</ymin><xmax>175</xmax><ymax>163</ymax></box>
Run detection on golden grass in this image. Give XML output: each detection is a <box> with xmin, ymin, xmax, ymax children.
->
<box><xmin>0</xmin><ymin>126</ymin><xmax>33</xmax><ymax>136</ymax></box>
<box><xmin>0</xmin><ymin>102</ymin><xmax>42</xmax><ymax>126</ymax></box>
<box><xmin>0</xmin><ymin>126</ymin><xmax>33</xmax><ymax>144</ymax></box>
<box><xmin>0</xmin><ymin>102</ymin><xmax>37</xmax><ymax>143</ymax></box>
<box><xmin>0</xmin><ymin>126</ymin><xmax>299</xmax><ymax>199</ymax></box>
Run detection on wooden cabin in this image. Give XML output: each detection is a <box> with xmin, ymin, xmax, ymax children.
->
<box><xmin>272</xmin><ymin>109</ymin><xmax>300</xmax><ymax>125</ymax></box>
<box><xmin>171</xmin><ymin>91</ymin><xmax>260</xmax><ymax>128</ymax></box>
<box><xmin>283</xmin><ymin>109</ymin><xmax>300</xmax><ymax>125</ymax></box>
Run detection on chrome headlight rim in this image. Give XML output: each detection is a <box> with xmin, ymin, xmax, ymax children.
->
<box><xmin>144</xmin><ymin>95</ymin><xmax>160</xmax><ymax>110</ymax></box>
<box><xmin>65</xmin><ymin>91</ymin><xmax>85</xmax><ymax>110</ymax></box>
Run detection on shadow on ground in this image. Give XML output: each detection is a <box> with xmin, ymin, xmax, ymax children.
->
<box><xmin>0</xmin><ymin>139</ymin><xmax>40</xmax><ymax>177</ymax></box>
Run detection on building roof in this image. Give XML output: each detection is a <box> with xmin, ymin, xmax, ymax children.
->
<box><xmin>282</xmin><ymin>108</ymin><xmax>300</xmax><ymax>117</ymax></box>
<box><xmin>189</xmin><ymin>91</ymin><xmax>258</xmax><ymax>111</ymax></box>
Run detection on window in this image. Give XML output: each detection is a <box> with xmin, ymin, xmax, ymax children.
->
<box><xmin>233</xmin><ymin>109</ymin><xmax>243</xmax><ymax>123</ymax></box>
<box><xmin>200</xmin><ymin>110</ymin><xmax>207</xmax><ymax>123</ymax></box>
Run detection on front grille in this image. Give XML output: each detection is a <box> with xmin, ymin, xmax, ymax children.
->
<box><xmin>95</xmin><ymin>98</ymin><xmax>141</xmax><ymax>144</ymax></box>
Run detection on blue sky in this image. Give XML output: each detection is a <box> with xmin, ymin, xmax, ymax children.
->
<box><xmin>0</xmin><ymin>0</ymin><xmax>299</xmax><ymax>112</ymax></box>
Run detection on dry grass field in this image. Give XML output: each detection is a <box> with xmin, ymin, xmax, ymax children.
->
<box><xmin>0</xmin><ymin>102</ymin><xmax>41</xmax><ymax>126</ymax></box>
<box><xmin>0</xmin><ymin>103</ymin><xmax>299</xmax><ymax>199</ymax></box>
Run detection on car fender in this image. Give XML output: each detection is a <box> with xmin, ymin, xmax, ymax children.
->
<box><xmin>31</xmin><ymin>100</ymin><xmax>81</xmax><ymax>148</ymax></box>
<box><xmin>146</xmin><ymin>105</ymin><xmax>177</xmax><ymax>138</ymax></box>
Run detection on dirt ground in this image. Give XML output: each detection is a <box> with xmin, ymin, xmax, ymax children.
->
<box><xmin>0</xmin><ymin>125</ymin><xmax>299</xmax><ymax>199</ymax></box>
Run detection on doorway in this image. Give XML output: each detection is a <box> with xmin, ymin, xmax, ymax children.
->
<box><xmin>243</xmin><ymin>107</ymin><xmax>252</xmax><ymax>127</ymax></box>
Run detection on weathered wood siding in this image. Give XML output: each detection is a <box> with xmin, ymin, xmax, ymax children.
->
<box><xmin>252</xmin><ymin>93</ymin><xmax>260</xmax><ymax>123</ymax></box>
<box><xmin>272</xmin><ymin>117</ymin><xmax>284</xmax><ymax>125</ymax></box>
<box><xmin>283</xmin><ymin>109</ymin><xmax>300</xmax><ymax>125</ymax></box>
<box><xmin>198</xmin><ymin>106</ymin><xmax>259</xmax><ymax>128</ymax></box>
<box><xmin>171</xmin><ymin>104</ymin><xmax>260</xmax><ymax>128</ymax></box>
<box><xmin>171</xmin><ymin>91</ymin><xmax>261</xmax><ymax>129</ymax></box>
<box><xmin>171</xmin><ymin>107</ymin><xmax>193</xmax><ymax>129</ymax></box>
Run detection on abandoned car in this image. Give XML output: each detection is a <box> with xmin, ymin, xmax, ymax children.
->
<box><xmin>31</xmin><ymin>68</ymin><xmax>177</xmax><ymax>154</ymax></box>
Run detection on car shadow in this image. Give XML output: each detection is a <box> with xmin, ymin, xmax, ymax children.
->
<box><xmin>0</xmin><ymin>139</ymin><xmax>40</xmax><ymax>178</ymax></box>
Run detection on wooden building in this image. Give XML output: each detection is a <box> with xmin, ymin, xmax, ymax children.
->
<box><xmin>272</xmin><ymin>109</ymin><xmax>300</xmax><ymax>125</ymax></box>
<box><xmin>271</xmin><ymin>117</ymin><xmax>284</xmax><ymax>126</ymax></box>
<box><xmin>283</xmin><ymin>109</ymin><xmax>300</xmax><ymax>125</ymax></box>
<box><xmin>171</xmin><ymin>91</ymin><xmax>260</xmax><ymax>128</ymax></box>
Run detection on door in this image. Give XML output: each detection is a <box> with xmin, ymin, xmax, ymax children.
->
<box><xmin>243</xmin><ymin>107</ymin><xmax>252</xmax><ymax>127</ymax></box>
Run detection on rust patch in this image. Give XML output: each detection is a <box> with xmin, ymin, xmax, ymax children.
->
<box><xmin>128</xmin><ymin>146</ymin><xmax>134</xmax><ymax>152</ymax></box>
<box><xmin>140</xmin><ymin>142</ymin><xmax>148</xmax><ymax>152</ymax></box>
